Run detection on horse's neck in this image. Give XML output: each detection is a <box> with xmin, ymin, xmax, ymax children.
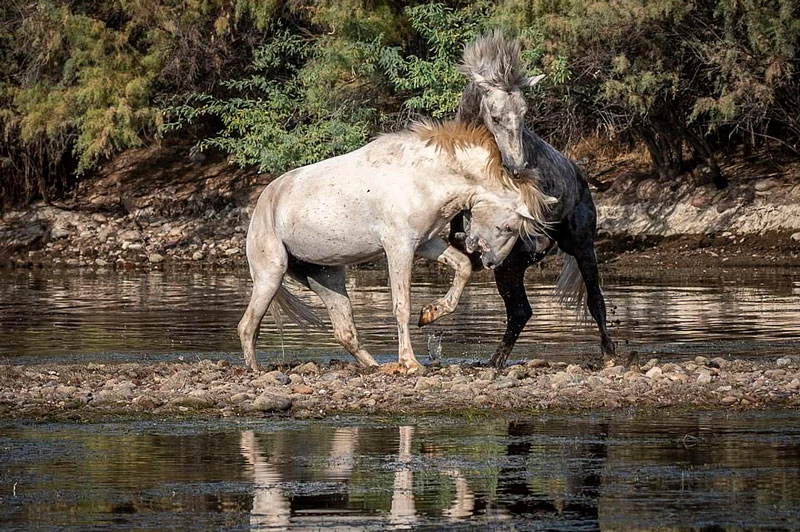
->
<box><xmin>455</xmin><ymin>83</ymin><xmax>484</xmax><ymax>126</ymax></box>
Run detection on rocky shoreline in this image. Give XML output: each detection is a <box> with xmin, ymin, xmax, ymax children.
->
<box><xmin>2</xmin><ymin>139</ymin><xmax>800</xmax><ymax>271</ymax></box>
<box><xmin>2</xmin><ymin>356</ymin><xmax>799</xmax><ymax>422</ymax></box>
<box><xmin>2</xmin><ymin>144</ymin><xmax>799</xmax><ymax>422</ymax></box>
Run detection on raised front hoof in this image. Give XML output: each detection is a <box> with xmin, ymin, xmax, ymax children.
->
<box><xmin>418</xmin><ymin>303</ymin><xmax>442</xmax><ymax>326</ymax></box>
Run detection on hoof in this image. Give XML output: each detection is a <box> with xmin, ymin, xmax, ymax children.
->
<box><xmin>381</xmin><ymin>363</ymin><xmax>406</xmax><ymax>376</ymax></box>
<box><xmin>418</xmin><ymin>303</ymin><xmax>441</xmax><ymax>326</ymax></box>
<box><xmin>405</xmin><ymin>363</ymin><xmax>426</xmax><ymax>376</ymax></box>
<box><xmin>380</xmin><ymin>362</ymin><xmax>426</xmax><ymax>376</ymax></box>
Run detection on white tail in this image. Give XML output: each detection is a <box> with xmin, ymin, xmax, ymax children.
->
<box><xmin>268</xmin><ymin>285</ymin><xmax>325</xmax><ymax>331</ymax></box>
<box><xmin>554</xmin><ymin>253</ymin><xmax>590</xmax><ymax>322</ymax></box>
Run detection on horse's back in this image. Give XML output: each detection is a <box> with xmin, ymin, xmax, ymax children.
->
<box><xmin>523</xmin><ymin>129</ymin><xmax>593</xmax><ymax>222</ymax></box>
<box><xmin>250</xmin><ymin>133</ymin><xmax>446</xmax><ymax>265</ymax></box>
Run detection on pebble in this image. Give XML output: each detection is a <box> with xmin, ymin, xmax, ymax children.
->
<box><xmin>645</xmin><ymin>367</ymin><xmax>663</xmax><ymax>379</ymax></box>
<box><xmin>549</xmin><ymin>371</ymin><xmax>572</xmax><ymax>389</ymax></box>
<box><xmin>293</xmin><ymin>362</ymin><xmax>320</xmax><ymax>375</ymax></box>
<box><xmin>641</xmin><ymin>358</ymin><xmax>659</xmax><ymax>371</ymax></box>
<box><xmin>696</xmin><ymin>371</ymin><xmax>713</xmax><ymax>385</ymax></box>
<box><xmin>754</xmin><ymin>178</ymin><xmax>778</xmax><ymax>192</ymax></box>
<box><xmin>414</xmin><ymin>376</ymin><xmax>441</xmax><ymax>392</ymax></box>
<box><xmin>478</xmin><ymin>369</ymin><xmax>497</xmax><ymax>381</ymax></box>
<box><xmin>168</xmin><ymin>395</ymin><xmax>213</xmax><ymax>409</ymax></box>
<box><xmin>119</xmin><ymin>229</ymin><xmax>142</xmax><ymax>242</ymax></box>
<box><xmin>526</xmin><ymin>359</ymin><xmax>549</xmax><ymax>369</ymax></box>
<box><xmin>292</xmin><ymin>384</ymin><xmax>313</xmax><ymax>395</ymax></box>
<box><xmin>253</xmin><ymin>391</ymin><xmax>293</xmax><ymax>412</ymax></box>
<box><xmin>252</xmin><ymin>371</ymin><xmax>290</xmax><ymax>387</ymax></box>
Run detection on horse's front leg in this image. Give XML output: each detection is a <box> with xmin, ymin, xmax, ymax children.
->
<box><xmin>489</xmin><ymin>243</ymin><xmax>533</xmax><ymax>368</ymax></box>
<box><xmin>385</xmin><ymin>245</ymin><xmax>423</xmax><ymax>373</ymax></box>
<box><xmin>416</xmin><ymin>237</ymin><xmax>473</xmax><ymax>326</ymax></box>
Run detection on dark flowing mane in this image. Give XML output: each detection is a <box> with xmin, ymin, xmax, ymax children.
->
<box><xmin>459</xmin><ymin>31</ymin><xmax>527</xmax><ymax>91</ymax></box>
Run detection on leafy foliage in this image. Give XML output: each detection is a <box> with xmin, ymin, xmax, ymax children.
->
<box><xmin>379</xmin><ymin>3</ymin><xmax>489</xmax><ymax>117</ymax></box>
<box><xmin>164</xmin><ymin>32</ymin><xmax>377</xmax><ymax>173</ymax></box>
<box><xmin>2</xmin><ymin>0</ymin><xmax>799</xmax><ymax>207</ymax></box>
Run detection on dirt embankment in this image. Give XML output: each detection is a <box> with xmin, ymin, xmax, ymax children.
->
<box><xmin>2</xmin><ymin>356</ymin><xmax>799</xmax><ymax>422</ymax></box>
<box><xmin>1</xmin><ymin>139</ymin><xmax>799</xmax><ymax>270</ymax></box>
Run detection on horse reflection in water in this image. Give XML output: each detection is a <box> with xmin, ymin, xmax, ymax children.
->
<box><xmin>239</xmin><ymin>120</ymin><xmax>553</xmax><ymax>373</ymax></box>
<box><xmin>240</xmin><ymin>426</ymin><xmax>476</xmax><ymax>529</ymax></box>
<box><xmin>387</xmin><ymin>426</ymin><xmax>476</xmax><ymax>527</ymax></box>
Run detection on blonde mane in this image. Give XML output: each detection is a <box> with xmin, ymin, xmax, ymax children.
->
<box><xmin>411</xmin><ymin>120</ymin><xmax>508</xmax><ymax>186</ymax></box>
<box><xmin>411</xmin><ymin>120</ymin><xmax>554</xmax><ymax>239</ymax></box>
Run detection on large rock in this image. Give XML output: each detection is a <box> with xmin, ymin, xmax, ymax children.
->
<box><xmin>253</xmin><ymin>391</ymin><xmax>293</xmax><ymax>412</ymax></box>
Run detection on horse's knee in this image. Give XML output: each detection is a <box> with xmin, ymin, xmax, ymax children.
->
<box><xmin>451</xmin><ymin>249</ymin><xmax>472</xmax><ymax>274</ymax></box>
<box><xmin>508</xmin><ymin>305</ymin><xmax>532</xmax><ymax>328</ymax></box>
<box><xmin>393</xmin><ymin>298</ymin><xmax>410</xmax><ymax>319</ymax></box>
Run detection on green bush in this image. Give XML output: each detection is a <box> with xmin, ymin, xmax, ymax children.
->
<box><xmin>2</xmin><ymin>0</ymin><xmax>798</xmax><ymax>208</ymax></box>
<box><xmin>163</xmin><ymin>32</ymin><xmax>376</xmax><ymax>173</ymax></box>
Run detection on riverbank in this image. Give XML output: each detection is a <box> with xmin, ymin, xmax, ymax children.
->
<box><xmin>2</xmin><ymin>356</ymin><xmax>798</xmax><ymax>422</ymax></box>
<box><xmin>2</xmin><ymin>139</ymin><xmax>800</xmax><ymax>272</ymax></box>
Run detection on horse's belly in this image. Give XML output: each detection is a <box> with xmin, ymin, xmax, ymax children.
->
<box><xmin>284</xmin><ymin>235</ymin><xmax>384</xmax><ymax>266</ymax></box>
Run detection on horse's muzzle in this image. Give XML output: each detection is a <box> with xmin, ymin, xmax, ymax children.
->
<box><xmin>502</xmin><ymin>160</ymin><xmax>528</xmax><ymax>179</ymax></box>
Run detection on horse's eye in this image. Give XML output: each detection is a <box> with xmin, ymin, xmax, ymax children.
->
<box><xmin>496</xmin><ymin>224</ymin><xmax>513</xmax><ymax>234</ymax></box>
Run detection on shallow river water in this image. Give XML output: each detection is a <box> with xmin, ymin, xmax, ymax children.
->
<box><xmin>1</xmin><ymin>265</ymin><xmax>799</xmax><ymax>530</ymax></box>
<box><xmin>2</xmin><ymin>411</ymin><xmax>800</xmax><ymax>530</ymax></box>
<box><xmin>1</xmin><ymin>265</ymin><xmax>799</xmax><ymax>365</ymax></box>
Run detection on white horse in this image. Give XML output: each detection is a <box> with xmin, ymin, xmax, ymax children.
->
<box><xmin>238</xmin><ymin>120</ymin><xmax>552</xmax><ymax>372</ymax></box>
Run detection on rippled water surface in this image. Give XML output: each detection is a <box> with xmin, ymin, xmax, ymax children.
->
<box><xmin>2</xmin><ymin>266</ymin><xmax>799</xmax><ymax>529</ymax></box>
<box><xmin>2</xmin><ymin>411</ymin><xmax>799</xmax><ymax>530</ymax></box>
<box><xmin>0</xmin><ymin>266</ymin><xmax>798</xmax><ymax>364</ymax></box>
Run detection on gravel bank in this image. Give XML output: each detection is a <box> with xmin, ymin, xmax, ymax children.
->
<box><xmin>2</xmin><ymin>356</ymin><xmax>799</xmax><ymax>422</ymax></box>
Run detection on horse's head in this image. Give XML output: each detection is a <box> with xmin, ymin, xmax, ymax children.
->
<box><xmin>463</xmin><ymin>195</ymin><xmax>539</xmax><ymax>270</ymax></box>
<box><xmin>473</xmin><ymin>79</ymin><xmax>542</xmax><ymax>177</ymax></box>
<box><xmin>458</xmin><ymin>32</ymin><xmax>546</xmax><ymax>177</ymax></box>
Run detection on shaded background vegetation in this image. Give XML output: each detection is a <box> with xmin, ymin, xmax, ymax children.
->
<box><xmin>2</xmin><ymin>0</ymin><xmax>798</xmax><ymax>209</ymax></box>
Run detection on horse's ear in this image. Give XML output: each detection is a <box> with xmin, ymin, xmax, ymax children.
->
<box><xmin>520</xmin><ymin>74</ymin><xmax>546</xmax><ymax>88</ymax></box>
<box><xmin>471</xmin><ymin>71</ymin><xmax>493</xmax><ymax>91</ymax></box>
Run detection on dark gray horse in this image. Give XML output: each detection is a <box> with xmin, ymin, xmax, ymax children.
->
<box><xmin>447</xmin><ymin>32</ymin><xmax>617</xmax><ymax>368</ymax></box>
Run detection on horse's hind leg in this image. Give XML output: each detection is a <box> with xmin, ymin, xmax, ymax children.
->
<box><xmin>238</xmin><ymin>241</ymin><xmax>288</xmax><ymax>371</ymax></box>
<box><xmin>304</xmin><ymin>265</ymin><xmax>379</xmax><ymax>368</ymax></box>
<box><xmin>569</xmin><ymin>246</ymin><xmax>616</xmax><ymax>366</ymax></box>
<box><xmin>416</xmin><ymin>237</ymin><xmax>473</xmax><ymax>326</ymax></box>
<box><xmin>489</xmin><ymin>244</ymin><xmax>534</xmax><ymax>368</ymax></box>
<box><xmin>559</xmin><ymin>229</ymin><xmax>616</xmax><ymax>366</ymax></box>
